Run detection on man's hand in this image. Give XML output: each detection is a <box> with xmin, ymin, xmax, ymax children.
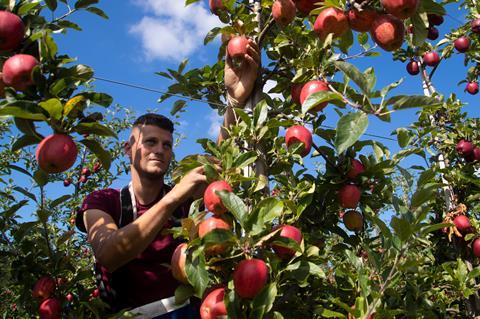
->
<box><xmin>224</xmin><ymin>38</ymin><xmax>260</xmax><ymax>106</ymax></box>
<box><xmin>167</xmin><ymin>166</ymin><xmax>208</xmax><ymax>204</ymax></box>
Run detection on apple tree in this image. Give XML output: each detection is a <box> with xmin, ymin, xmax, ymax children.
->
<box><xmin>0</xmin><ymin>0</ymin><xmax>135</xmax><ymax>318</ymax></box>
<box><xmin>158</xmin><ymin>0</ymin><xmax>480</xmax><ymax>318</ymax></box>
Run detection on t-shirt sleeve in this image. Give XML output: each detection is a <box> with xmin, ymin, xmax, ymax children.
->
<box><xmin>75</xmin><ymin>188</ymin><xmax>120</xmax><ymax>233</ymax></box>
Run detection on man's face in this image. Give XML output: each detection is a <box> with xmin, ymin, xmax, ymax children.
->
<box><xmin>125</xmin><ymin>125</ymin><xmax>173</xmax><ymax>180</ymax></box>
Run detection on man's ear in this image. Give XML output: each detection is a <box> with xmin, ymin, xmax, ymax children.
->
<box><xmin>124</xmin><ymin>140</ymin><xmax>132</xmax><ymax>160</ymax></box>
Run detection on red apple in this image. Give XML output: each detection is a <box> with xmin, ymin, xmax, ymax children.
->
<box><xmin>380</xmin><ymin>0</ymin><xmax>419</xmax><ymax>19</ymax></box>
<box><xmin>93</xmin><ymin>162</ymin><xmax>101</xmax><ymax>172</ymax></box>
<box><xmin>272</xmin><ymin>0</ymin><xmax>296</xmax><ymax>27</ymax></box>
<box><xmin>291</xmin><ymin>83</ymin><xmax>303</xmax><ymax>104</ymax></box>
<box><xmin>209</xmin><ymin>0</ymin><xmax>225</xmax><ymax>15</ymax></box>
<box><xmin>473</xmin><ymin>147</ymin><xmax>480</xmax><ymax>161</ymax></box>
<box><xmin>314</xmin><ymin>7</ymin><xmax>349</xmax><ymax>40</ymax></box>
<box><xmin>427</xmin><ymin>26</ymin><xmax>439</xmax><ymax>40</ymax></box>
<box><xmin>79</xmin><ymin>175</ymin><xmax>87</xmax><ymax>184</ymax></box>
<box><xmin>456</xmin><ymin>139</ymin><xmax>474</xmax><ymax>156</ymax></box>
<box><xmin>343</xmin><ymin>210</ymin><xmax>363</xmax><ymax>231</ymax></box>
<box><xmin>428</xmin><ymin>14</ymin><xmax>444</xmax><ymax>26</ymax></box>
<box><xmin>198</xmin><ymin>216</ymin><xmax>231</xmax><ymax>255</ymax></box>
<box><xmin>0</xmin><ymin>11</ymin><xmax>25</xmax><ymax>51</ymax></box>
<box><xmin>347</xmin><ymin>8</ymin><xmax>377</xmax><ymax>32</ymax></box>
<box><xmin>204</xmin><ymin>180</ymin><xmax>233</xmax><ymax>215</ymax></box>
<box><xmin>81</xmin><ymin>167</ymin><xmax>91</xmax><ymax>176</ymax></box>
<box><xmin>466</xmin><ymin>82</ymin><xmax>479</xmax><ymax>95</ymax></box>
<box><xmin>233</xmin><ymin>259</ymin><xmax>268</xmax><ymax>299</ymax></box>
<box><xmin>422</xmin><ymin>51</ymin><xmax>439</xmax><ymax>67</ymax></box>
<box><xmin>2</xmin><ymin>54</ymin><xmax>39</xmax><ymax>91</ymax></box>
<box><xmin>39</xmin><ymin>298</ymin><xmax>61</xmax><ymax>319</ymax></box>
<box><xmin>171</xmin><ymin>243</ymin><xmax>188</xmax><ymax>284</ymax></box>
<box><xmin>65</xmin><ymin>293</ymin><xmax>73</xmax><ymax>302</ymax></box>
<box><xmin>200</xmin><ymin>288</ymin><xmax>227</xmax><ymax>319</ymax></box>
<box><xmin>453</xmin><ymin>215</ymin><xmax>472</xmax><ymax>233</ymax></box>
<box><xmin>471</xmin><ymin>18</ymin><xmax>480</xmax><ymax>33</ymax></box>
<box><xmin>294</xmin><ymin>0</ymin><xmax>320</xmax><ymax>16</ymax></box>
<box><xmin>63</xmin><ymin>178</ymin><xmax>71</xmax><ymax>187</ymax></box>
<box><xmin>91</xmin><ymin>288</ymin><xmax>100</xmax><ymax>298</ymax></box>
<box><xmin>406</xmin><ymin>60</ymin><xmax>420</xmax><ymax>75</ymax></box>
<box><xmin>454</xmin><ymin>36</ymin><xmax>470</xmax><ymax>53</ymax></box>
<box><xmin>370</xmin><ymin>14</ymin><xmax>405</xmax><ymax>51</ymax></box>
<box><xmin>473</xmin><ymin>238</ymin><xmax>480</xmax><ymax>258</ymax></box>
<box><xmin>347</xmin><ymin>158</ymin><xmax>365</xmax><ymax>179</ymax></box>
<box><xmin>35</xmin><ymin>134</ymin><xmax>78</xmax><ymax>173</ymax></box>
<box><xmin>227</xmin><ymin>36</ymin><xmax>249</xmax><ymax>59</ymax></box>
<box><xmin>32</xmin><ymin>276</ymin><xmax>56</xmax><ymax>300</ymax></box>
<box><xmin>272</xmin><ymin>225</ymin><xmax>303</xmax><ymax>259</ymax></box>
<box><xmin>338</xmin><ymin>184</ymin><xmax>361</xmax><ymax>209</ymax></box>
<box><xmin>299</xmin><ymin>79</ymin><xmax>329</xmax><ymax>111</ymax></box>
<box><xmin>285</xmin><ymin>125</ymin><xmax>312</xmax><ymax>157</ymax></box>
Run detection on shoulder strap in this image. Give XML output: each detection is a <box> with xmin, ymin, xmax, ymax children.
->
<box><xmin>119</xmin><ymin>185</ymin><xmax>134</xmax><ymax>228</ymax></box>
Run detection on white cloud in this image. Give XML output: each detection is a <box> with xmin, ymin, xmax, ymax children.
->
<box><xmin>207</xmin><ymin>110</ymin><xmax>222</xmax><ymax>138</ymax></box>
<box><xmin>264</xmin><ymin>80</ymin><xmax>284</xmax><ymax>100</ymax></box>
<box><xmin>130</xmin><ymin>0</ymin><xmax>222</xmax><ymax>61</ymax></box>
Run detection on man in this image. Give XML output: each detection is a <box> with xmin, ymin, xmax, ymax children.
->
<box><xmin>75</xmin><ymin>39</ymin><xmax>259</xmax><ymax>318</ymax></box>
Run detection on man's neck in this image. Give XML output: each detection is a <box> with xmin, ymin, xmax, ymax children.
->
<box><xmin>131</xmin><ymin>170</ymin><xmax>164</xmax><ymax>206</ymax></box>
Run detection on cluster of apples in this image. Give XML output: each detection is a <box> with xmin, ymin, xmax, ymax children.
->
<box><xmin>170</xmin><ymin>180</ymin><xmax>304</xmax><ymax>319</ymax></box>
<box><xmin>456</xmin><ymin>139</ymin><xmax>480</xmax><ymax>163</ymax></box>
<box><xmin>451</xmin><ymin>215</ymin><xmax>480</xmax><ymax>258</ymax></box>
<box><xmin>338</xmin><ymin>159</ymin><xmax>365</xmax><ymax>232</ymax></box>
<box><xmin>31</xmin><ymin>276</ymin><xmax>63</xmax><ymax>319</ymax></box>
<box><xmin>0</xmin><ymin>11</ymin><xmax>80</xmax><ymax>175</ymax></box>
<box><xmin>63</xmin><ymin>162</ymin><xmax>101</xmax><ymax>187</ymax></box>
<box><xmin>0</xmin><ymin>10</ymin><xmax>39</xmax><ymax>95</ymax></box>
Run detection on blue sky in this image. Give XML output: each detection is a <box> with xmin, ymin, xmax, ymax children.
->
<box><xmin>10</xmin><ymin>1</ymin><xmax>480</xmax><ymax>208</ymax></box>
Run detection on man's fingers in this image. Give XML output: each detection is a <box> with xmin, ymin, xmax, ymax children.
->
<box><xmin>247</xmin><ymin>43</ymin><xmax>260</xmax><ymax>64</ymax></box>
<box><xmin>243</xmin><ymin>54</ymin><xmax>259</xmax><ymax>69</ymax></box>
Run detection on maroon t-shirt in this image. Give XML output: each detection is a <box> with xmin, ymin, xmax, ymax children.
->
<box><xmin>76</xmin><ymin>185</ymin><xmax>190</xmax><ymax>309</ymax></box>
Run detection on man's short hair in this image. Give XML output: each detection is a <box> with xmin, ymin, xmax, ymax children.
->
<box><xmin>132</xmin><ymin>113</ymin><xmax>174</xmax><ymax>133</ymax></box>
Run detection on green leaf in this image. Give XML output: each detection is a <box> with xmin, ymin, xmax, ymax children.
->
<box><xmin>86</xmin><ymin>6</ymin><xmax>108</xmax><ymax>19</ymax></box>
<box><xmin>250</xmin><ymin>283</ymin><xmax>277</xmax><ymax>318</ymax></box>
<box><xmin>39</xmin><ymin>99</ymin><xmax>63</xmax><ymax>120</ymax></box>
<box><xmin>396</xmin><ymin>128</ymin><xmax>412</xmax><ymax>148</ymax></box>
<box><xmin>411</xmin><ymin>184</ymin><xmax>440</xmax><ymax>208</ymax></box>
<box><xmin>33</xmin><ymin>170</ymin><xmax>49</xmax><ymax>187</ymax></box>
<box><xmin>233</xmin><ymin>151</ymin><xmax>257</xmax><ymax>170</ymax></box>
<box><xmin>45</xmin><ymin>0</ymin><xmax>57</xmax><ymax>10</ymax></box>
<box><xmin>174</xmin><ymin>285</ymin><xmax>194</xmax><ymax>305</ymax></box>
<box><xmin>201</xmin><ymin>229</ymin><xmax>236</xmax><ymax>250</ymax></box>
<box><xmin>171</xmin><ymin>100</ymin><xmax>187</xmax><ymax>116</ymax></box>
<box><xmin>411</xmin><ymin>13</ymin><xmax>428</xmax><ymax>47</ymax></box>
<box><xmin>421</xmin><ymin>0</ymin><xmax>446</xmax><ymax>15</ymax></box>
<box><xmin>334</xmin><ymin>112</ymin><xmax>368</xmax><ymax>154</ymax></box>
<box><xmin>185</xmin><ymin>251</ymin><xmax>210</xmax><ymax>298</ymax></box>
<box><xmin>50</xmin><ymin>195</ymin><xmax>71</xmax><ymax>208</ymax></box>
<box><xmin>82</xmin><ymin>92</ymin><xmax>113</xmax><ymax>106</ymax></box>
<box><xmin>204</xmin><ymin>27</ymin><xmax>221</xmax><ymax>45</ymax></box>
<box><xmin>56</xmin><ymin>20</ymin><xmax>82</xmax><ymax>31</ymax></box>
<box><xmin>13</xmin><ymin>186</ymin><xmax>37</xmax><ymax>202</ymax></box>
<box><xmin>370</xmin><ymin>215</ymin><xmax>392</xmax><ymax>239</ymax></box>
<box><xmin>421</xmin><ymin>223</ymin><xmax>450</xmax><ymax>235</ymax></box>
<box><xmin>302</xmin><ymin>91</ymin><xmax>344</xmax><ymax>114</ymax></box>
<box><xmin>253</xmin><ymin>100</ymin><xmax>268</xmax><ymax>129</ymax></box>
<box><xmin>11</xmin><ymin>135</ymin><xmax>41</xmax><ymax>152</ymax></box>
<box><xmin>385</xmin><ymin>95</ymin><xmax>440</xmax><ymax>110</ymax></box>
<box><xmin>390</xmin><ymin>216</ymin><xmax>412</xmax><ymax>242</ymax></box>
<box><xmin>0</xmin><ymin>200</ymin><xmax>28</xmax><ymax>219</ymax></box>
<box><xmin>0</xmin><ymin>106</ymin><xmax>46</xmax><ymax>120</ymax></box>
<box><xmin>8</xmin><ymin>164</ymin><xmax>33</xmax><ymax>177</ymax></box>
<box><xmin>74</xmin><ymin>122</ymin><xmax>117</xmax><ymax>138</ymax></box>
<box><xmin>217</xmin><ymin>191</ymin><xmax>248</xmax><ymax>228</ymax></box>
<box><xmin>18</xmin><ymin>2</ymin><xmax>41</xmax><ymax>15</ymax></box>
<box><xmin>74</xmin><ymin>0</ymin><xmax>99</xmax><ymax>9</ymax></box>
<box><xmin>334</xmin><ymin>61</ymin><xmax>371</xmax><ymax>94</ymax></box>
<box><xmin>80</xmin><ymin>139</ymin><xmax>112</xmax><ymax>171</ymax></box>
